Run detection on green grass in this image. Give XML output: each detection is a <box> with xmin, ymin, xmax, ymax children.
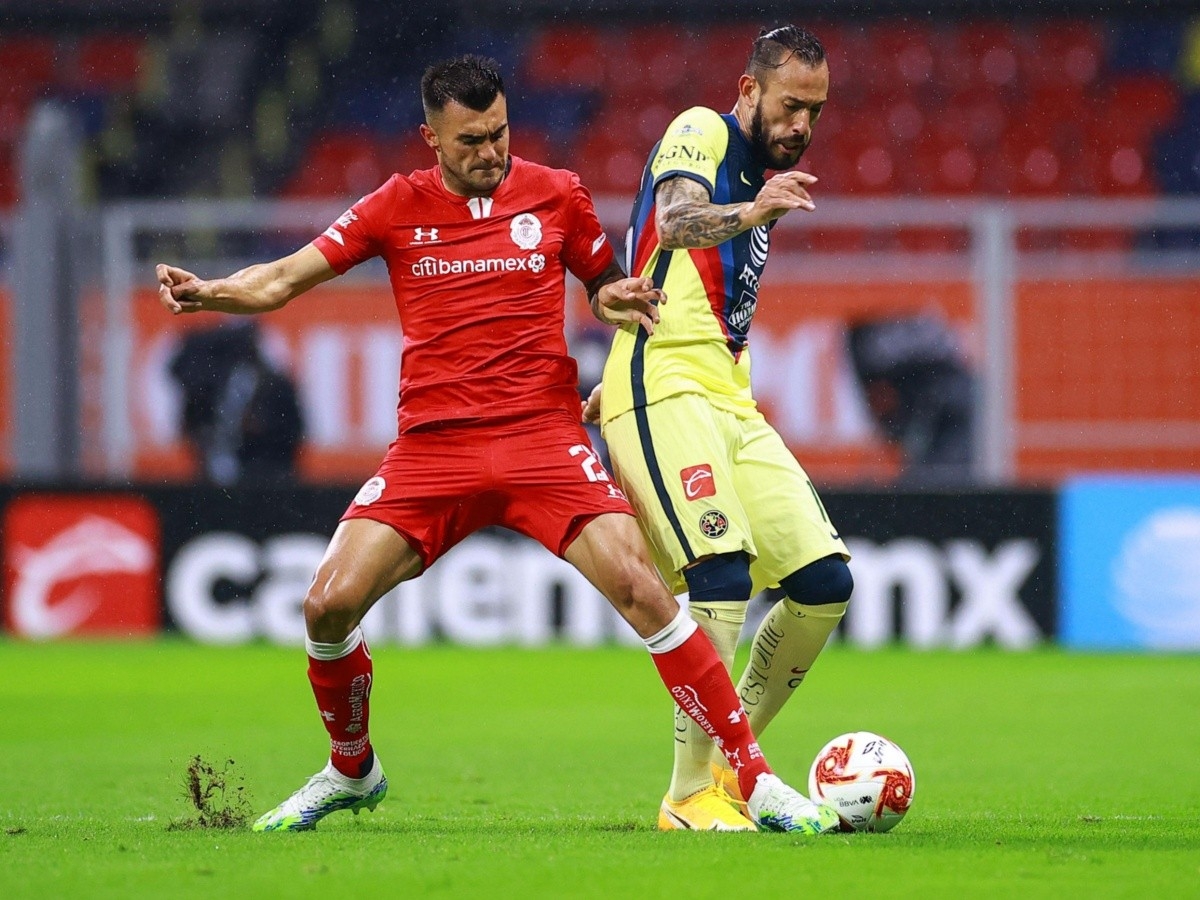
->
<box><xmin>2</xmin><ymin>642</ymin><xmax>1198</xmax><ymax>898</ymax></box>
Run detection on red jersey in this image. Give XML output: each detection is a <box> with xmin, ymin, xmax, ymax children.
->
<box><xmin>312</xmin><ymin>156</ymin><xmax>615</xmax><ymax>433</ymax></box>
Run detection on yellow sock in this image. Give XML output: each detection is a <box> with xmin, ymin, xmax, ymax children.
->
<box><xmin>737</xmin><ymin>598</ymin><xmax>848</xmax><ymax>737</ymax></box>
<box><xmin>666</xmin><ymin>601</ymin><xmax>745</xmax><ymax>803</ymax></box>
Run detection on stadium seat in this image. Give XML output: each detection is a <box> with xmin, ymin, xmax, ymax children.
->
<box><xmin>1016</xmin><ymin>145</ymin><xmax>1066</xmax><ymax>196</ymax></box>
<box><xmin>601</xmin><ymin>24</ymin><xmax>700</xmax><ymax>97</ymax></box>
<box><xmin>1153</xmin><ymin>120</ymin><xmax>1200</xmax><ymax>194</ymax></box>
<box><xmin>933</xmin><ymin>143</ymin><xmax>982</xmax><ymax>195</ymax></box>
<box><xmin>1108</xmin><ymin>18</ymin><xmax>1184</xmax><ymax>74</ymax></box>
<box><xmin>0</xmin><ymin>94</ymin><xmax>29</xmax><ymax>144</ymax></box>
<box><xmin>521</xmin><ymin>25</ymin><xmax>607</xmax><ymax>89</ymax></box>
<box><xmin>1028</xmin><ymin>20</ymin><xmax>1103</xmax><ymax>91</ymax></box>
<box><xmin>1097</xmin><ymin>145</ymin><xmax>1157</xmax><ymax>196</ymax></box>
<box><xmin>381</xmin><ymin>133</ymin><xmax>434</xmax><ymax>178</ymax></box>
<box><xmin>1097</xmin><ymin>72</ymin><xmax>1179</xmax><ymax>144</ymax></box>
<box><xmin>0</xmin><ymin>36</ymin><xmax>57</xmax><ymax>100</ymax></box>
<box><xmin>959</xmin><ymin>21</ymin><xmax>1026</xmax><ymax>90</ymax></box>
<box><xmin>75</xmin><ymin>33</ymin><xmax>145</xmax><ymax>91</ymax></box>
<box><xmin>283</xmin><ymin>131</ymin><xmax>384</xmax><ymax>198</ymax></box>
<box><xmin>865</xmin><ymin>23</ymin><xmax>935</xmax><ymax>98</ymax></box>
<box><xmin>0</xmin><ymin>142</ymin><xmax>15</xmax><ymax>207</ymax></box>
<box><xmin>695</xmin><ymin>22</ymin><xmax>767</xmax><ymax>95</ymax></box>
<box><xmin>512</xmin><ymin>128</ymin><xmax>555</xmax><ymax>168</ymax></box>
<box><xmin>513</xmin><ymin>87</ymin><xmax>600</xmax><ymax>140</ymax></box>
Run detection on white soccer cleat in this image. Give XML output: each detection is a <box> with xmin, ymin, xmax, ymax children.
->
<box><xmin>252</xmin><ymin>756</ymin><xmax>387</xmax><ymax>832</ymax></box>
<box><xmin>747</xmin><ymin>772</ymin><xmax>840</xmax><ymax>835</ymax></box>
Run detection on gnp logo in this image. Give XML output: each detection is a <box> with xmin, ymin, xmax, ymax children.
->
<box><xmin>2</xmin><ymin>495</ymin><xmax>161</xmax><ymax>638</ymax></box>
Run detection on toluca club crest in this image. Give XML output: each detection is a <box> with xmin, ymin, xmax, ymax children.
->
<box><xmin>510</xmin><ymin>213</ymin><xmax>543</xmax><ymax>250</ymax></box>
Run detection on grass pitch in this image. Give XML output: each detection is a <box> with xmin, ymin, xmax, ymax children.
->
<box><xmin>2</xmin><ymin>641</ymin><xmax>1197</xmax><ymax>898</ymax></box>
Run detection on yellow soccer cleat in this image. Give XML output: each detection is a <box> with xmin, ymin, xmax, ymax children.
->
<box><xmin>711</xmin><ymin>762</ymin><xmax>749</xmax><ymax>818</ymax></box>
<box><xmin>657</xmin><ymin>785</ymin><xmax>758</xmax><ymax>832</ymax></box>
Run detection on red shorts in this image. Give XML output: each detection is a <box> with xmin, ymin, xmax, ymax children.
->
<box><xmin>342</xmin><ymin>410</ymin><xmax>634</xmax><ymax>569</ymax></box>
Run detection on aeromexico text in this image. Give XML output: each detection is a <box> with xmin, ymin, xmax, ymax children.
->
<box><xmin>165</xmin><ymin>530</ymin><xmax>1047</xmax><ymax>649</ymax></box>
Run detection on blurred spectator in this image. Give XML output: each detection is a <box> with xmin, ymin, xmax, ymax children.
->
<box><xmin>847</xmin><ymin>313</ymin><xmax>976</xmax><ymax>484</ymax></box>
<box><xmin>168</xmin><ymin>320</ymin><xmax>304</xmax><ymax>485</ymax></box>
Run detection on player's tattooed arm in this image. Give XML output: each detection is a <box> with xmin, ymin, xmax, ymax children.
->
<box><xmin>654</xmin><ymin>177</ymin><xmax>744</xmax><ymax>250</ymax></box>
<box><xmin>655</xmin><ymin>171</ymin><xmax>818</xmax><ymax>250</ymax></box>
<box><xmin>585</xmin><ymin>259</ymin><xmax>665</xmax><ymax>335</ymax></box>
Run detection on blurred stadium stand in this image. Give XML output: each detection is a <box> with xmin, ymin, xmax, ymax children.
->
<box><xmin>0</xmin><ymin>5</ymin><xmax>1200</xmax><ymax>207</ymax></box>
<box><xmin>2</xmin><ymin>1</ymin><xmax>1200</xmax><ymax>487</ymax></box>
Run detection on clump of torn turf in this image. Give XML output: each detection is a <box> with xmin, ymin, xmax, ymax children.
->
<box><xmin>168</xmin><ymin>756</ymin><xmax>251</xmax><ymax>830</ymax></box>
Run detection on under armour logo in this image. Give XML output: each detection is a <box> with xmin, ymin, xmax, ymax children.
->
<box><xmin>412</xmin><ymin>227</ymin><xmax>441</xmax><ymax>244</ymax></box>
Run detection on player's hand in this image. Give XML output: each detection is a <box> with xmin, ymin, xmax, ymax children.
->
<box><xmin>744</xmin><ymin>171</ymin><xmax>818</xmax><ymax>227</ymax></box>
<box><xmin>596</xmin><ymin>276</ymin><xmax>666</xmax><ymax>335</ymax></box>
<box><xmin>156</xmin><ymin>264</ymin><xmax>208</xmax><ymax>315</ymax></box>
<box><xmin>581</xmin><ymin>382</ymin><xmax>603</xmax><ymax>424</ymax></box>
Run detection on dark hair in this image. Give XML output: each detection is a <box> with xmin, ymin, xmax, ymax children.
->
<box><xmin>745</xmin><ymin>25</ymin><xmax>826</xmax><ymax>79</ymax></box>
<box><xmin>420</xmin><ymin>54</ymin><xmax>505</xmax><ymax>117</ymax></box>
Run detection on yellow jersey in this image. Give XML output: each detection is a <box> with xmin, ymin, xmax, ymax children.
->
<box><xmin>600</xmin><ymin>106</ymin><xmax>773</xmax><ymax>424</ymax></box>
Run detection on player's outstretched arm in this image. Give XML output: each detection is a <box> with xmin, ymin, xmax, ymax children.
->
<box><xmin>585</xmin><ymin>259</ymin><xmax>666</xmax><ymax>335</ymax></box>
<box><xmin>155</xmin><ymin>244</ymin><xmax>338</xmax><ymax>316</ymax></box>
<box><xmin>655</xmin><ymin>172</ymin><xmax>818</xmax><ymax>251</ymax></box>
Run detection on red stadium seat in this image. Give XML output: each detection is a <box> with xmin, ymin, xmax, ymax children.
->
<box><xmin>1010</xmin><ymin>144</ymin><xmax>1067</xmax><ymax>196</ymax></box>
<box><xmin>75</xmin><ymin>33</ymin><xmax>145</xmax><ymax>91</ymax></box>
<box><xmin>0</xmin><ymin>142</ymin><xmax>16</xmax><ymax>207</ymax></box>
<box><xmin>381</xmin><ymin>133</ymin><xmax>434</xmax><ymax>179</ymax></box>
<box><xmin>1027</xmin><ymin>20</ymin><xmax>1103</xmax><ymax>90</ymax></box>
<box><xmin>602</xmin><ymin>24</ymin><xmax>702</xmax><ymax>98</ymax></box>
<box><xmin>933</xmin><ymin>143</ymin><xmax>982</xmax><ymax>195</ymax></box>
<box><xmin>0</xmin><ymin>36</ymin><xmax>57</xmax><ymax>101</ymax></box>
<box><xmin>522</xmin><ymin>25</ymin><xmax>607</xmax><ymax>89</ymax></box>
<box><xmin>283</xmin><ymin>132</ymin><xmax>385</xmax><ymax>199</ymax></box>
<box><xmin>941</xmin><ymin>92</ymin><xmax>1008</xmax><ymax>152</ymax></box>
<box><xmin>695</xmin><ymin>22</ymin><xmax>766</xmax><ymax>95</ymax></box>
<box><xmin>1095</xmin><ymin>145</ymin><xmax>1157</xmax><ymax>196</ymax></box>
<box><xmin>1096</xmin><ymin>73</ymin><xmax>1179</xmax><ymax>144</ymax></box>
<box><xmin>572</xmin><ymin>124</ymin><xmax>645</xmax><ymax>196</ymax></box>
<box><xmin>865</xmin><ymin>23</ymin><xmax>936</xmax><ymax>98</ymax></box>
<box><xmin>511</xmin><ymin>128</ymin><xmax>556</xmax><ymax>168</ymax></box>
<box><xmin>0</xmin><ymin>94</ymin><xmax>29</xmax><ymax>144</ymax></box>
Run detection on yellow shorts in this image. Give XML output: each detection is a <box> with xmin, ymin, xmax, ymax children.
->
<box><xmin>602</xmin><ymin>392</ymin><xmax>849</xmax><ymax>595</ymax></box>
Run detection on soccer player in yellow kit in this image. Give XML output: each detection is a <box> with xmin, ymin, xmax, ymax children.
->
<box><xmin>586</xmin><ymin>25</ymin><xmax>852</xmax><ymax>831</ymax></box>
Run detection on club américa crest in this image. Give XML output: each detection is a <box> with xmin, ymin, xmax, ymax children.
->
<box><xmin>698</xmin><ymin>509</ymin><xmax>729</xmax><ymax>539</ymax></box>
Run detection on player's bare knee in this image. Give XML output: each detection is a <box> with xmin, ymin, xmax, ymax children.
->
<box><xmin>303</xmin><ymin>579</ymin><xmax>362</xmax><ymax>643</ymax></box>
<box><xmin>607</xmin><ymin>560</ymin><xmax>676</xmax><ymax>629</ymax></box>
<box><xmin>779</xmin><ymin>555</ymin><xmax>853</xmax><ymax>607</ymax></box>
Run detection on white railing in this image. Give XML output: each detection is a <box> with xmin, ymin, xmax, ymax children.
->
<box><xmin>98</xmin><ymin>195</ymin><xmax>1200</xmax><ymax>482</ymax></box>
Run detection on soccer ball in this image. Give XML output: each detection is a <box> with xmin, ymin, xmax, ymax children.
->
<box><xmin>808</xmin><ymin>731</ymin><xmax>915</xmax><ymax>833</ymax></box>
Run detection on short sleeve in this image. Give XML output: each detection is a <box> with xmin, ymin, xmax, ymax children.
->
<box><xmin>649</xmin><ymin>107</ymin><xmax>729</xmax><ymax>198</ymax></box>
<box><xmin>311</xmin><ymin>177</ymin><xmax>396</xmax><ymax>273</ymax></box>
<box><xmin>561</xmin><ymin>171</ymin><xmax>615</xmax><ymax>283</ymax></box>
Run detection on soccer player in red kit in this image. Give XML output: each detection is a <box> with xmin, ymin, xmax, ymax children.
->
<box><xmin>155</xmin><ymin>55</ymin><xmax>838</xmax><ymax>835</ymax></box>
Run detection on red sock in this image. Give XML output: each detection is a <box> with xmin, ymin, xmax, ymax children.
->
<box><xmin>647</xmin><ymin>615</ymin><xmax>772</xmax><ymax>800</ymax></box>
<box><xmin>306</xmin><ymin>630</ymin><xmax>374</xmax><ymax>779</ymax></box>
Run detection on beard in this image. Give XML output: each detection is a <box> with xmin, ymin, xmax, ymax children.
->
<box><xmin>749</xmin><ymin>100</ymin><xmax>810</xmax><ymax>170</ymax></box>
